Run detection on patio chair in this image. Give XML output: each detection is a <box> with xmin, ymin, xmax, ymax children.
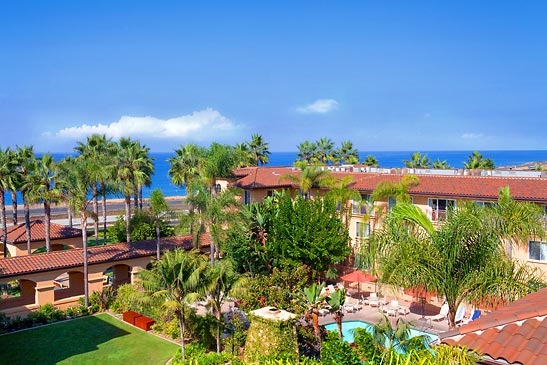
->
<box><xmin>398</xmin><ymin>305</ymin><xmax>410</xmax><ymax>316</ymax></box>
<box><xmin>384</xmin><ymin>300</ymin><xmax>399</xmax><ymax>317</ymax></box>
<box><xmin>454</xmin><ymin>305</ymin><xmax>467</xmax><ymax>326</ymax></box>
<box><xmin>318</xmin><ymin>308</ymin><xmax>330</xmax><ymax>316</ymax></box>
<box><xmin>431</xmin><ymin>302</ymin><xmax>449</xmax><ymax>322</ymax></box>
<box><xmin>458</xmin><ymin>309</ymin><xmax>481</xmax><ymax>326</ymax></box>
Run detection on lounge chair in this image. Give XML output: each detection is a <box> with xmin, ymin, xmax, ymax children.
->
<box><xmin>318</xmin><ymin>308</ymin><xmax>330</xmax><ymax>316</ymax></box>
<box><xmin>454</xmin><ymin>305</ymin><xmax>467</xmax><ymax>326</ymax></box>
<box><xmin>384</xmin><ymin>300</ymin><xmax>399</xmax><ymax>317</ymax></box>
<box><xmin>398</xmin><ymin>305</ymin><xmax>410</xmax><ymax>316</ymax></box>
<box><xmin>431</xmin><ymin>302</ymin><xmax>449</xmax><ymax>322</ymax></box>
<box><xmin>458</xmin><ymin>309</ymin><xmax>481</xmax><ymax>326</ymax></box>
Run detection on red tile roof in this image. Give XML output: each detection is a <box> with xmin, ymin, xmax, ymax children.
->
<box><xmin>232</xmin><ymin>167</ymin><xmax>547</xmax><ymax>203</ymax></box>
<box><xmin>1</xmin><ymin>220</ymin><xmax>82</xmax><ymax>244</ymax></box>
<box><xmin>440</xmin><ymin>287</ymin><xmax>547</xmax><ymax>365</ymax></box>
<box><xmin>0</xmin><ymin>233</ymin><xmax>210</xmax><ymax>279</ymax></box>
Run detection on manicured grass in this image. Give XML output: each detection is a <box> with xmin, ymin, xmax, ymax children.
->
<box><xmin>0</xmin><ymin>313</ymin><xmax>179</xmax><ymax>365</ymax></box>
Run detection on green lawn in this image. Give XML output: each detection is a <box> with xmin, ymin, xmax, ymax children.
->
<box><xmin>0</xmin><ymin>313</ymin><xmax>179</xmax><ymax>365</ymax></box>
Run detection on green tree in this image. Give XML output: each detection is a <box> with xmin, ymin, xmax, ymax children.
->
<box><xmin>303</xmin><ymin>282</ymin><xmax>326</xmax><ymax>345</ymax></box>
<box><xmin>464</xmin><ymin>151</ymin><xmax>495</xmax><ymax>169</ymax></box>
<box><xmin>268</xmin><ymin>194</ymin><xmax>350</xmax><ymax>280</ymax></box>
<box><xmin>205</xmin><ymin>260</ymin><xmax>246</xmax><ymax>353</ymax></box>
<box><xmin>316</xmin><ymin>137</ymin><xmax>335</xmax><ymax>164</ymax></box>
<box><xmin>139</xmin><ymin>249</ymin><xmax>209</xmax><ymax>361</ymax></box>
<box><xmin>325</xmin><ymin>175</ymin><xmax>361</xmax><ymax>229</ymax></box>
<box><xmin>16</xmin><ymin>145</ymin><xmax>36</xmax><ymax>255</ymax></box>
<box><xmin>247</xmin><ymin>133</ymin><xmax>271</xmax><ymax>166</ymax></box>
<box><xmin>370</xmin><ymin>314</ymin><xmax>426</xmax><ymax>355</ymax></box>
<box><xmin>374</xmin><ymin>202</ymin><xmax>544</xmax><ymax>328</ymax></box>
<box><xmin>149</xmin><ymin>189</ymin><xmax>172</xmax><ymax>260</ymax></box>
<box><xmin>336</xmin><ymin>140</ymin><xmax>359</xmax><ymax>165</ymax></box>
<box><xmin>370</xmin><ymin>174</ymin><xmax>419</xmax><ymax>204</ymax></box>
<box><xmin>403</xmin><ymin>152</ymin><xmax>431</xmax><ymax>168</ymax></box>
<box><xmin>432</xmin><ymin>158</ymin><xmax>451</xmax><ymax>169</ymax></box>
<box><xmin>0</xmin><ymin>147</ymin><xmax>13</xmax><ymax>257</ymax></box>
<box><xmin>233</xmin><ymin>142</ymin><xmax>253</xmax><ymax>168</ymax></box>
<box><xmin>27</xmin><ymin>154</ymin><xmax>62</xmax><ymax>252</ymax></box>
<box><xmin>296</xmin><ymin>140</ymin><xmax>317</xmax><ymax>164</ymax></box>
<box><xmin>325</xmin><ymin>287</ymin><xmax>346</xmax><ymax>339</ymax></box>
<box><xmin>279</xmin><ymin>165</ymin><xmax>332</xmax><ymax>198</ymax></box>
<box><xmin>363</xmin><ymin>155</ymin><xmax>379</xmax><ymax>167</ymax></box>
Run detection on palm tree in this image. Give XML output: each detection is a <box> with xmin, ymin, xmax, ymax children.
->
<box><xmin>370</xmin><ymin>174</ymin><xmax>419</xmax><ymax>204</ymax></box>
<box><xmin>16</xmin><ymin>146</ymin><xmax>36</xmax><ymax>255</ymax></box>
<box><xmin>7</xmin><ymin>148</ymin><xmax>20</xmax><ymax>226</ymax></box>
<box><xmin>60</xmin><ymin>157</ymin><xmax>94</xmax><ymax>306</ymax></box>
<box><xmin>75</xmin><ymin>134</ymin><xmax>117</xmax><ymax>245</ymax></box>
<box><xmin>371</xmin><ymin>314</ymin><xmax>423</xmax><ymax>354</ymax></box>
<box><xmin>148</xmin><ymin>189</ymin><xmax>171</xmax><ymax>260</ymax></box>
<box><xmin>27</xmin><ymin>154</ymin><xmax>62</xmax><ymax>252</ymax></box>
<box><xmin>139</xmin><ymin>249</ymin><xmax>209</xmax><ymax>361</ymax></box>
<box><xmin>0</xmin><ymin>147</ymin><xmax>13</xmax><ymax>257</ymax></box>
<box><xmin>279</xmin><ymin>165</ymin><xmax>332</xmax><ymax>198</ymax></box>
<box><xmin>403</xmin><ymin>152</ymin><xmax>431</xmax><ymax>168</ymax></box>
<box><xmin>336</xmin><ymin>140</ymin><xmax>359</xmax><ymax>165</ymax></box>
<box><xmin>205</xmin><ymin>260</ymin><xmax>246</xmax><ymax>353</ymax></box>
<box><xmin>326</xmin><ymin>287</ymin><xmax>346</xmax><ymax>338</ymax></box>
<box><xmin>374</xmin><ymin>202</ymin><xmax>543</xmax><ymax>328</ymax></box>
<box><xmin>489</xmin><ymin>187</ymin><xmax>546</xmax><ymax>259</ymax></box>
<box><xmin>432</xmin><ymin>159</ymin><xmax>451</xmax><ymax>169</ymax></box>
<box><xmin>316</xmin><ymin>137</ymin><xmax>334</xmax><ymax>164</ymax></box>
<box><xmin>464</xmin><ymin>151</ymin><xmax>495</xmax><ymax>170</ymax></box>
<box><xmin>325</xmin><ymin>175</ymin><xmax>361</xmax><ymax>228</ymax></box>
<box><xmin>296</xmin><ymin>140</ymin><xmax>317</xmax><ymax>164</ymax></box>
<box><xmin>233</xmin><ymin>143</ymin><xmax>253</xmax><ymax>168</ymax></box>
<box><xmin>247</xmin><ymin>134</ymin><xmax>271</xmax><ymax>166</ymax></box>
<box><xmin>363</xmin><ymin>155</ymin><xmax>379</xmax><ymax>167</ymax></box>
<box><xmin>303</xmin><ymin>282</ymin><xmax>326</xmax><ymax>345</ymax></box>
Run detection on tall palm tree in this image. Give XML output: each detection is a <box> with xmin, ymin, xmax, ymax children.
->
<box><xmin>60</xmin><ymin>157</ymin><xmax>94</xmax><ymax>306</ymax></box>
<box><xmin>374</xmin><ymin>202</ymin><xmax>543</xmax><ymax>328</ymax></box>
<box><xmin>27</xmin><ymin>154</ymin><xmax>62</xmax><ymax>252</ymax></box>
<box><xmin>16</xmin><ymin>145</ymin><xmax>36</xmax><ymax>255</ymax></box>
<box><xmin>139</xmin><ymin>249</ymin><xmax>209</xmax><ymax>361</ymax></box>
<box><xmin>279</xmin><ymin>165</ymin><xmax>333</xmax><ymax>198</ymax></box>
<box><xmin>464</xmin><ymin>151</ymin><xmax>495</xmax><ymax>170</ymax></box>
<box><xmin>7</xmin><ymin>148</ymin><xmax>20</xmax><ymax>226</ymax></box>
<box><xmin>0</xmin><ymin>147</ymin><xmax>13</xmax><ymax>257</ymax></box>
<box><xmin>303</xmin><ymin>282</ymin><xmax>326</xmax><ymax>345</ymax></box>
<box><xmin>296</xmin><ymin>140</ymin><xmax>317</xmax><ymax>164</ymax></box>
<box><xmin>148</xmin><ymin>189</ymin><xmax>171</xmax><ymax>260</ymax></box>
<box><xmin>205</xmin><ymin>260</ymin><xmax>246</xmax><ymax>353</ymax></box>
<box><xmin>336</xmin><ymin>140</ymin><xmax>359</xmax><ymax>165</ymax></box>
<box><xmin>247</xmin><ymin>133</ymin><xmax>271</xmax><ymax>166</ymax></box>
<box><xmin>403</xmin><ymin>152</ymin><xmax>431</xmax><ymax>168</ymax></box>
<box><xmin>316</xmin><ymin>137</ymin><xmax>334</xmax><ymax>164</ymax></box>
<box><xmin>371</xmin><ymin>314</ymin><xmax>422</xmax><ymax>355</ymax></box>
<box><xmin>325</xmin><ymin>175</ymin><xmax>361</xmax><ymax>228</ymax></box>
<box><xmin>233</xmin><ymin>142</ymin><xmax>253</xmax><ymax>168</ymax></box>
<box><xmin>75</xmin><ymin>134</ymin><xmax>117</xmax><ymax>245</ymax></box>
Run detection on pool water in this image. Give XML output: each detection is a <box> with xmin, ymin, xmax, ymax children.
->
<box><xmin>324</xmin><ymin>320</ymin><xmax>438</xmax><ymax>346</ymax></box>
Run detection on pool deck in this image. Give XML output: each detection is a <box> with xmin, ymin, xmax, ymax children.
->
<box><xmin>318</xmin><ymin>300</ymin><xmax>450</xmax><ymax>335</ymax></box>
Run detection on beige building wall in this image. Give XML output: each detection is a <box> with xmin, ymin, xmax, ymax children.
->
<box><xmin>7</xmin><ymin>236</ymin><xmax>83</xmax><ymax>257</ymax></box>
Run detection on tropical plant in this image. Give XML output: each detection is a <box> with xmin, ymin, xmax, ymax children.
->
<box><xmin>139</xmin><ymin>249</ymin><xmax>209</xmax><ymax>361</ymax></box>
<box><xmin>247</xmin><ymin>133</ymin><xmax>271</xmax><ymax>166</ymax></box>
<box><xmin>303</xmin><ymin>282</ymin><xmax>326</xmax><ymax>345</ymax></box>
<box><xmin>15</xmin><ymin>145</ymin><xmax>36</xmax><ymax>255</ymax></box>
<box><xmin>316</xmin><ymin>137</ymin><xmax>335</xmax><ymax>164</ymax></box>
<box><xmin>370</xmin><ymin>174</ymin><xmax>419</xmax><ymax>204</ymax></box>
<box><xmin>233</xmin><ymin>142</ymin><xmax>253</xmax><ymax>168</ymax></box>
<box><xmin>325</xmin><ymin>287</ymin><xmax>346</xmax><ymax>339</ymax></box>
<box><xmin>464</xmin><ymin>151</ymin><xmax>495</xmax><ymax>169</ymax></box>
<box><xmin>27</xmin><ymin>154</ymin><xmax>62</xmax><ymax>252</ymax></box>
<box><xmin>336</xmin><ymin>140</ymin><xmax>359</xmax><ymax>165</ymax></box>
<box><xmin>0</xmin><ymin>147</ymin><xmax>13</xmax><ymax>257</ymax></box>
<box><xmin>432</xmin><ymin>158</ymin><xmax>451</xmax><ymax>169</ymax></box>
<box><xmin>148</xmin><ymin>189</ymin><xmax>172</xmax><ymax>260</ymax></box>
<box><xmin>370</xmin><ymin>314</ymin><xmax>427</xmax><ymax>354</ymax></box>
<box><xmin>325</xmin><ymin>175</ymin><xmax>361</xmax><ymax>229</ymax></box>
<box><xmin>403</xmin><ymin>152</ymin><xmax>431</xmax><ymax>168</ymax></box>
<box><xmin>205</xmin><ymin>259</ymin><xmax>246</xmax><ymax>353</ymax></box>
<box><xmin>363</xmin><ymin>155</ymin><xmax>379</xmax><ymax>167</ymax></box>
<box><xmin>279</xmin><ymin>165</ymin><xmax>332</xmax><ymax>198</ymax></box>
<box><xmin>296</xmin><ymin>140</ymin><xmax>318</xmax><ymax>164</ymax></box>
<box><xmin>374</xmin><ymin>202</ymin><xmax>544</xmax><ymax>328</ymax></box>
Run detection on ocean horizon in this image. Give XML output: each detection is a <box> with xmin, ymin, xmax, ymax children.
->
<box><xmin>5</xmin><ymin>150</ymin><xmax>547</xmax><ymax>205</ymax></box>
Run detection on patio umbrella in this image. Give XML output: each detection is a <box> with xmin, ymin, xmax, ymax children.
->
<box><xmin>340</xmin><ymin>269</ymin><xmax>377</xmax><ymax>296</ymax></box>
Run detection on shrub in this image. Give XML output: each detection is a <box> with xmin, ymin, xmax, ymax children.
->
<box><xmin>89</xmin><ymin>286</ymin><xmax>115</xmax><ymax>311</ymax></box>
<box><xmin>321</xmin><ymin>331</ymin><xmax>361</xmax><ymax>365</ymax></box>
<box><xmin>353</xmin><ymin>327</ymin><xmax>381</xmax><ymax>361</ymax></box>
<box><xmin>108</xmin><ymin>211</ymin><xmax>175</xmax><ymax>243</ymax></box>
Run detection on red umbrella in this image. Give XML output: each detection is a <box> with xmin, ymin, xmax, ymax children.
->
<box><xmin>340</xmin><ymin>270</ymin><xmax>377</xmax><ymax>296</ymax></box>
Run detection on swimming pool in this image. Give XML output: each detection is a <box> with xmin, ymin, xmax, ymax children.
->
<box><xmin>324</xmin><ymin>320</ymin><xmax>438</xmax><ymax>345</ymax></box>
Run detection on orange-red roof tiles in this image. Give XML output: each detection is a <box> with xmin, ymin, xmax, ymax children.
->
<box><xmin>0</xmin><ymin>234</ymin><xmax>210</xmax><ymax>278</ymax></box>
<box><xmin>440</xmin><ymin>287</ymin><xmax>547</xmax><ymax>364</ymax></box>
<box><xmin>1</xmin><ymin>220</ymin><xmax>82</xmax><ymax>244</ymax></box>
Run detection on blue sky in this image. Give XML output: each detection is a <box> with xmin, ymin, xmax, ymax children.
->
<box><xmin>1</xmin><ymin>1</ymin><xmax>546</xmax><ymax>152</ymax></box>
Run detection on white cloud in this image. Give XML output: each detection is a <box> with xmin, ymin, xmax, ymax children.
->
<box><xmin>461</xmin><ymin>132</ymin><xmax>483</xmax><ymax>139</ymax></box>
<box><xmin>296</xmin><ymin>99</ymin><xmax>339</xmax><ymax>114</ymax></box>
<box><xmin>53</xmin><ymin>108</ymin><xmax>240</xmax><ymax>140</ymax></box>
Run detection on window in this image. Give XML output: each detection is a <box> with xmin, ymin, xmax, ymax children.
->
<box><xmin>266</xmin><ymin>190</ymin><xmax>274</xmax><ymax>197</ymax></box>
<box><xmin>529</xmin><ymin>241</ymin><xmax>547</xmax><ymax>262</ymax></box>
<box><xmin>388</xmin><ymin>196</ymin><xmax>397</xmax><ymax>211</ymax></box>
<box><xmin>475</xmin><ymin>201</ymin><xmax>496</xmax><ymax>208</ymax></box>
<box><xmin>428</xmin><ymin>198</ymin><xmax>455</xmax><ymax>221</ymax></box>
<box><xmin>356</xmin><ymin>222</ymin><xmax>370</xmax><ymax>238</ymax></box>
<box><xmin>215</xmin><ymin>184</ymin><xmax>222</xmax><ymax>194</ymax></box>
<box><xmin>244</xmin><ymin>190</ymin><xmax>251</xmax><ymax>205</ymax></box>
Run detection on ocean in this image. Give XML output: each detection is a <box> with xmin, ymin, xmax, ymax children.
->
<box><xmin>5</xmin><ymin>150</ymin><xmax>547</xmax><ymax>205</ymax></box>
